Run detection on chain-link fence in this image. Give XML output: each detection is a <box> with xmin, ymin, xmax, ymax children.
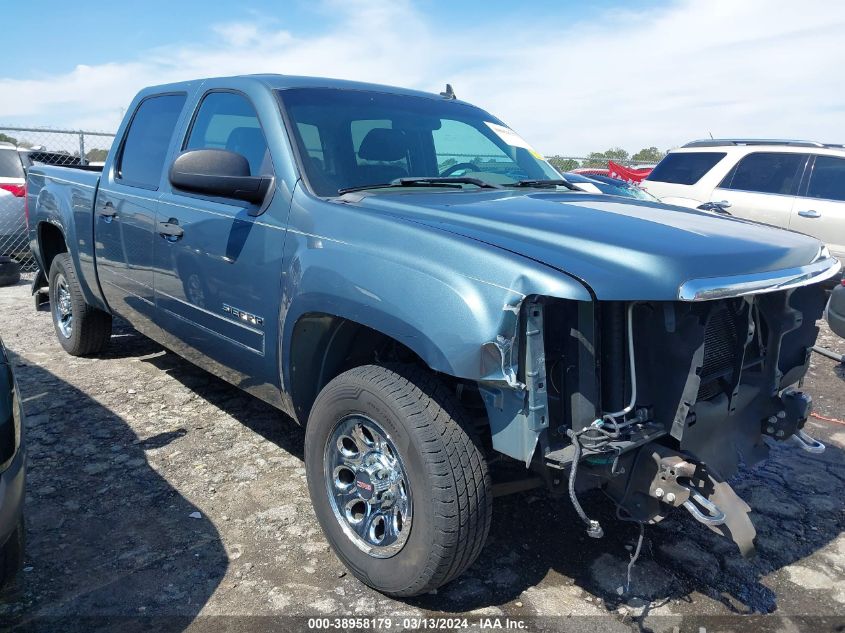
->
<box><xmin>545</xmin><ymin>156</ymin><xmax>659</xmax><ymax>172</ymax></box>
<box><xmin>0</xmin><ymin>126</ymin><xmax>115</xmax><ymax>271</ymax></box>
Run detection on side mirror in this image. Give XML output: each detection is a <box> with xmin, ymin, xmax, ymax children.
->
<box><xmin>169</xmin><ymin>149</ymin><xmax>273</xmax><ymax>208</ymax></box>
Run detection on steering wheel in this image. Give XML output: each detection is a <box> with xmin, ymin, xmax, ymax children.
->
<box><xmin>440</xmin><ymin>162</ymin><xmax>480</xmax><ymax>177</ymax></box>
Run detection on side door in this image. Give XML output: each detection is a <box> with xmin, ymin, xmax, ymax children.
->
<box><xmin>790</xmin><ymin>154</ymin><xmax>845</xmax><ymax>259</ymax></box>
<box><xmin>154</xmin><ymin>90</ymin><xmax>287</xmax><ymax>401</ymax></box>
<box><xmin>710</xmin><ymin>151</ymin><xmax>809</xmax><ymax>228</ymax></box>
<box><xmin>95</xmin><ymin>93</ymin><xmax>187</xmax><ymax>334</ymax></box>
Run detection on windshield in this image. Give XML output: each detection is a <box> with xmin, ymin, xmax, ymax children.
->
<box><xmin>278</xmin><ymin>88</ymin><xmax>560</xmax><ymax>197</ymax></box>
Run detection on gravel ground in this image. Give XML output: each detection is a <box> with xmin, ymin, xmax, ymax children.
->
<box><xmin>0</xmin><ymin>277</ymin><xmax>843</xmax><ymax>632</ymax></box>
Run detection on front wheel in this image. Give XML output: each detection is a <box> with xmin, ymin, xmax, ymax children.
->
<box><xmin>305</xmin><ymin>364</ymin><xmax>492</xmax><ymax>597</ymax></box>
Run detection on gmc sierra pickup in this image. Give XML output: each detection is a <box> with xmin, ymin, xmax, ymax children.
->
<box><xmin>27</xmin><ymin>75</ymin><xmax>840</xmax><ymax>597</ymax></box>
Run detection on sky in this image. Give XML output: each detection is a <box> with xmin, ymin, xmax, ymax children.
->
<box><xmin>1</xmin><ymin>0</ymin><xmax>844</xmax><ymax>156</ymax></box>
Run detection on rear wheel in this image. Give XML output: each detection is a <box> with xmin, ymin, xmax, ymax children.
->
<box><xmin>48</xmin><ymin>253</ymin><xmax>112</xmax><ymax>355</ymax></box>
<box><xmin>305</xmin><ymin>364</ymin><xmax>492</xmax><ymax>597</ymax></box>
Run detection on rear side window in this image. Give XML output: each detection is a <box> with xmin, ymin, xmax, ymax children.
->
<box><xmin>647</xmin><ymin>152</ymin><xmax>726</xmax><ymax>185</ymax></box>
<box><xmin>719</xmin><ymin>152</ymin><xmax>807</xmax><ymax>195</ymax></box>
<box><xmin>118</xmin><ymin>93</ymin><xmax>186</xmax><ymax>188</ymax></box>
<box><xmin>805</xmin><ymin>155</ymin><xmax>845</xmax><ymax>202</ymax></box>
<box><xmin>185</xmin><ymin>92</ymin><xmax>272</xmax><ymax>177</ymax></box>
<box><xmin>0</xmin><ymin>150</ymin><xmax>24</xmax><ymax>179</ymax></box>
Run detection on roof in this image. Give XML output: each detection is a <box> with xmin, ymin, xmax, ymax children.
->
<box><xmin>142</xmin><ymin>74</ymin><xmax>465</xmax><ymax>104</ymax></box>
<box><xmin>670</xmin><ymin>139</ymin><xmax>845</xmax><ymax>157</ymax></box>
<box><xmin>683</xmin><ymin>139</ymin><xmax>845</xmax><ymax>149</ymax></box>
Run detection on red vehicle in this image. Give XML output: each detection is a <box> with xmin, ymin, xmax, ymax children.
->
<box><xmin>573</xmin><ymin>161</ymin><xmax>654</xmax><ymax>183</ymax></box>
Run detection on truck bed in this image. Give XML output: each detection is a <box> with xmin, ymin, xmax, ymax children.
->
<box><xmin>28</xmin><ymin>165</ymin><xmax>101</xmax><ymax>188</ymax></box>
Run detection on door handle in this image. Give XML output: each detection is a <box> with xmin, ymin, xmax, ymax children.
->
<box><xmin>158</xmin><ymin>219</ymin><xmax>184</xmax><ymax>240</ymax></box>
<box><xmin>99</xmin><ymin>201</ymin><xmax>117</xmax><ymax>218</ymax></box>
<box><xmin>798</xmin><ymin>209</ymin><xmax>821</xmax><ymax>218</ymax></box>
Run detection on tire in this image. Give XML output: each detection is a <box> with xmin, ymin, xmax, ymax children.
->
<box><xmin>305</xmin><ymin>364</ymin><xmax>492</xmax><ymax>597</ymax></box>
<box><xmin>0</xmin><ymin>517</ymin><xmax>24</xmax><ymax>590</ymax></box>
<box><xmin>0</xmin><ymin>256</ymin><xmax>21</xmax><ymax>287</ymax></box>
<box><xmin>48</xmin><ymin>253</ymin><xmax>112</xmax><ymax>356</ymax></box>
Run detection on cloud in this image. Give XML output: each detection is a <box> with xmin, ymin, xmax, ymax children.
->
<box><xmin>1</xmin><ymin>0</ymin><xmax>844</xmax><ymax>155</ymax></box>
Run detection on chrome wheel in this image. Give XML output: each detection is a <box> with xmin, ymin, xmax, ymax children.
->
<box><xmin>53</xmin><ymin>273</ymin><xmax>73</xmax><ymax>338</ymax></box>
<box><xmin>324</xmin><ymin>414</ymin><xmax>412</xmax><ymax>558</ymax></box>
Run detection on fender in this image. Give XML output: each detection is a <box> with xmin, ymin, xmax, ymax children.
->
<box><xmin>277</xmin><ymin>186</ymin><xmax>592</xmax><ymax>438</ymax></box>
<box><xmin>28</xmin><ymin>170</ymin><xmax>109</xmax><ymax>312</ymax></box>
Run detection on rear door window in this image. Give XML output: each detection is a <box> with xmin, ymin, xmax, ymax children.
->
<box><xmin>719</xmin><ymin>152</ymin><xmax>807</xmax><ymax>195</ymax></box>
<box><xmin>647</xmin><ymin>152</ymin><xmax>726</xmax><ymax>185</ymax></box>
<box><xmin>805</xmin><ymin>155</ymin><xmax>845</xmax><ymax>202</ymax></box>
<box><xmin>118</xmin><ymin>93</ymin><xmax>187</xmax><ymax>189</ymax></box>
<box><xmin>0</xmin><ymin>151</ymin><xmax>24</xmax><ymax>179</ymax></box>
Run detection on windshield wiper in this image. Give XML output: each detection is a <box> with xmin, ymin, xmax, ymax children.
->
<box><xmin>397</xmin><ymin>177</ymin><xmax>503</xmax><ymax>189</ymax></box>
<box><xmin>337</xmin><ymin>176</ymin><xmax>503</xmax><ymax>196</ymax></box>
<box><xmin>511</xmin><ymin>179</ymin><xmax>584</xmax><ymax>192</ymax></box>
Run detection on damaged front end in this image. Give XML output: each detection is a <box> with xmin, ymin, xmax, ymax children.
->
<box><xmin>480</xmin><ymin>261</ymin><xmax>838</xmax><ymax>556</ymax></box>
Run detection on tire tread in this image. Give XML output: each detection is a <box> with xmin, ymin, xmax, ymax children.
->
<box><xmin>310</xmin><ymin>363</ymin><xmax>492</xmax><ymax>597</ymax></box>
<box><xmin>49</xmin><ymin>253</ymin><xmax>111</xmax><ymax>356</ymax></box>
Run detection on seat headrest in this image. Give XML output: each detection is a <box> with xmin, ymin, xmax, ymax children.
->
<box><xmin>226</xmin><ymin>127</ymin><xmax>265</xmax><ymax>152</ymax></box>
<box><xmin>225</xmin><ymin>127</ymin><xmax>267</xmax><ymax>175</ymax></box>
<box><xmin>358</xmin><ymin>128</ymin><xmax>407</xmax><ymax>162</ymax></box>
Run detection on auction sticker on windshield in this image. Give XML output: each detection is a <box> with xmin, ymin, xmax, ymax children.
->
<box><xmin>485</xmin><ymin>121</ymin><xmax>544</xmax><ymax>159</ymax></box>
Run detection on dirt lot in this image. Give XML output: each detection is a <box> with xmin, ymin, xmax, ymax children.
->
<box><xmin>0</xmin><ymin>276</ymin><xmax>843</xmax><ymax>632</ymax></box>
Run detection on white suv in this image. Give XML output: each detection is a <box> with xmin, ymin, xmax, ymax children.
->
<box><xmin>642</xmin><ymin>140</ymin><xmax>845</xmax><ymax>259</ymax></box>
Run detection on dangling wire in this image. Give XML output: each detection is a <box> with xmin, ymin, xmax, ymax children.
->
<box><xmin>625</xmin><ymin>522</ymin><xmax>644</xmax><ymax>594</ymax></box>
<box><xmin>565</xmin><ymin>428</ymin><xmax>604</xmax><ymax>538</ymax></box>
<box><xmin>609</xmin><ymin>447</ymin><xmax>648</xmax><ymax>596</ymax></box>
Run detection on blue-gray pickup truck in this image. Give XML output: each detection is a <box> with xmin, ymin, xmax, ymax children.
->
<box><xmin>26</xmin><ymin>75</ymin><xmax>841</xmax><ymax>597</ymax></box>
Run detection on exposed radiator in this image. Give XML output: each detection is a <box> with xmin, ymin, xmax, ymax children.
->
<box><xmin>697</xmin><ymin>306</ymin><xmax>740</xmax><ymax>401</ymax></box>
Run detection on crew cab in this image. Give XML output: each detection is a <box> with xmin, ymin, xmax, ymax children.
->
<box><xmin>27</xmin><ymin>75</ymin><xmax>840</xmax><ymax>597</ymax></box>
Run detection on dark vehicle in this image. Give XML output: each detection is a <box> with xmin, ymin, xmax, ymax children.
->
<box><xmin>0</xmin><ymin>336</ymin><xmax>25</xmax><ymax>589</ymax></box>
<box><xmin>826</xmin><ymin>280</ymin><xmax>845</xmax><ymax>338</ymax></box>
<box><xmin>563</xmin><ymin>172</ymin><xmax>658</xmax><ymax>201</ymax></box>
<box><xmin>26</xmin><ymin>75</ymin><xmax>840</xmax><ymax>596</ymax></box>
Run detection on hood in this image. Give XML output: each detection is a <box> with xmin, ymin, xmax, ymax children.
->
<box><xmin>345</xmin><ymin>190</ymin><xmax>825</xmax><ymax>300</ymax></box>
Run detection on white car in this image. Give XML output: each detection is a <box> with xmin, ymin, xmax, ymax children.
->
<box><xmin>642</xmin><ymin>139</ymin><xmax>845</xmax><ymax>260</ymax></box>
<box><xmin>0</xmin><ymin>143</ymin><xmax>27</xmax><ymax>255</ymax></box>
<box><xmin>0</xmin><ymin>144</ymin><xmax>83</xmax><ymax>259</ymax></box>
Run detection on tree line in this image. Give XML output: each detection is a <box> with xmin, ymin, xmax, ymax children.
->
<box><xmin>546</xmin><ymin>146</ymin><xmax>665</xmax><ymax>172</ymax></box>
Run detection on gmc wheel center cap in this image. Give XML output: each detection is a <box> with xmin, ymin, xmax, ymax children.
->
<box><xmin>354</xmin><ymin>470</ymin><xmax>375</xmax><ymax>500</ymax></box>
